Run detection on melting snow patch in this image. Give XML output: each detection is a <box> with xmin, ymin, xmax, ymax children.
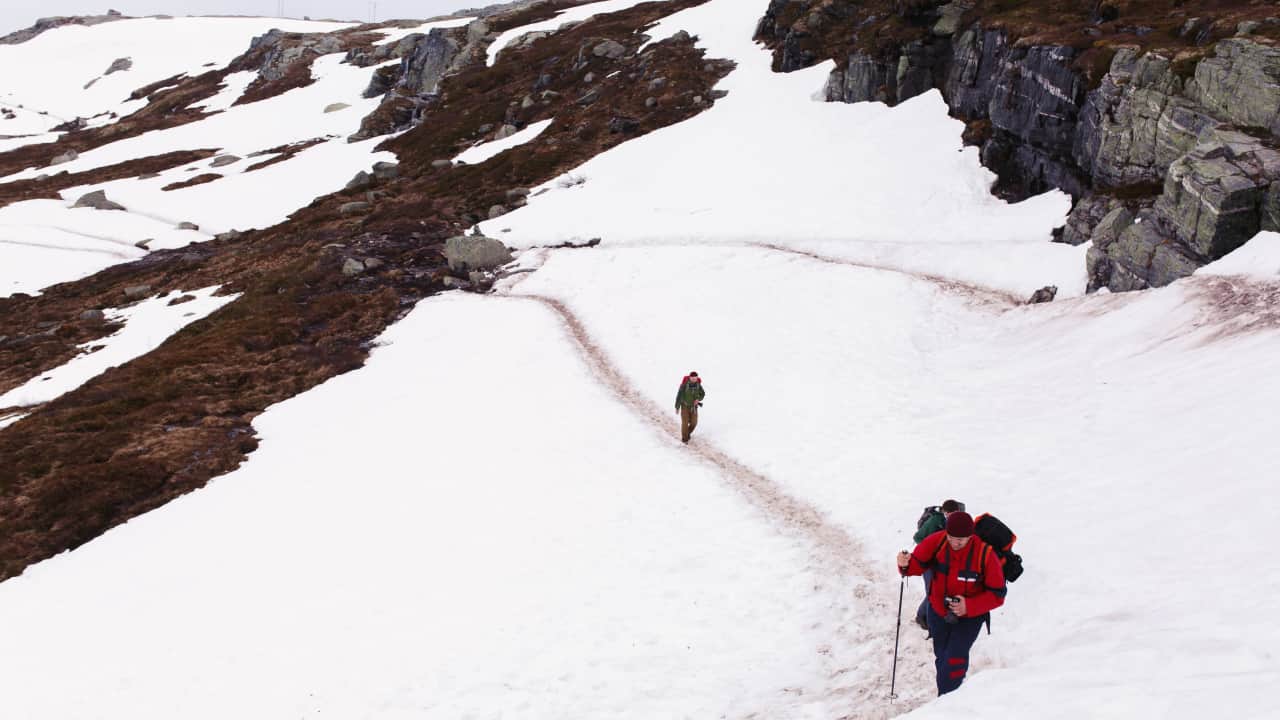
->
<box><xmin>192</xmin><ymin>70</ymin><xmax>257</xmax><ymax>113</ymax></box>
<box><xmin>454</xmin><ymin>119</ymin><xmax>554</xmax><ymax>165</ymax></box>
<box><xmin>0</xmin><ymin>413</ymin><xmax>27</xmax><ymax>430</ymax></box>
<box><xmin>1197</xmin><ymin>231</ymin><xmax>1280</xmax><ymax>281</ymax></box>
<box><xmin>0</xmin><ymin>287</ymin><xmax>238</xmax><ymax>408</ymax></box>
<box><xmin>486</xmin><ymin>0</ymin><xmax>671</xmax><ymax>66</ymax></box>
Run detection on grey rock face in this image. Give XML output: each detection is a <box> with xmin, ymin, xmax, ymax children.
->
<box><xmin>443</xmin><ymin>235</ymin><xmax>513</xmax><ymax>273</ymax></box>
<box><xmin>73</xmin><ymin>190</ymin><xmax>125</xmax><ymax>211</ymax></box>
<box><xmin>1154</xmin><ymin>128</ymin><xmax>1280</xmax><ymax>259</ymax></box>
<box><xmin>932</xmin><ymin>2</ymin><xmax>971</xmax><ymax>37</ymax></box>
<box><xmin>1185</xmin><ymin>39</ymin><xmax>1280</xmax><ymax>136</ymax></box>
<box><xmin>398</xmin><ymin>28</ymin><xmax>463</xmax><ymax>96</ymax></box>
<box><xmin>1060</xmin><ymin>195</ymin><xmax>1113</xmax><ymax>246</ymax></box>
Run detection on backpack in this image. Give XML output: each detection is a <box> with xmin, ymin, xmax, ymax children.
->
<box><xmin>974</xmin><ymin>513</ymin><xmax>1023</xmax><ymax>583</ymax></box>
<box><xmin>916</xmin><ymin>505</ymin><xmax>943</xmax><ymax>531</ymax></box>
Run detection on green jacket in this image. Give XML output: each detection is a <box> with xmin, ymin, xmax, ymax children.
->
<box><xmin>913</xmin><ymin>510</ymin><xmax>945</xmax><ymax>543</ymax></box>
<box><xmin>674</xmin><ymin>379</ymin><xmax>705</xmax><ymax>410</ymax></box>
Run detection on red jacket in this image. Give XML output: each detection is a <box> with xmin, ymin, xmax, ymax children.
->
<box><xmin>902</xmin><ymin>531</ymin><xmax>1007</xmax><ymax>618</ymax></box>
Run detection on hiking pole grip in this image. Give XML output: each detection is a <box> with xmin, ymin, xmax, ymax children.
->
<box><xmin>890</xmin><ymin>574</ymin><xmax>905</xmax><ymax>699</ymax></box>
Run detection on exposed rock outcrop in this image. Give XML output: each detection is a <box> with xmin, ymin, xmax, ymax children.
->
<box><xmin>72</xmin><ymin>190</ymin><xmax>125</xmax><ymax>211</ymax></box>
<box><xmin>444</xmin><ymin>234</ymin><xmax>514</xmax><ymax>273</ymax></box>
<box><xmin>0</xmin><ymin>10</ymin><xmax>126</xmax><ymax>45</ymax></box>
<box><xmin>759</xmin><ymin>0</ymin><xmax>1280</xmax><ymax>292</ymax></box>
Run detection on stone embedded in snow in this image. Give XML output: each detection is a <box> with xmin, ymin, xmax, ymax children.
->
<box><xmin>324</xmin><ymin>102</ymin><xmax>351</xmax><ymax>113</ymax></box>
<box><xmin>494</xmin><ymin>124</ymin><xmax>518</xmax><ymax>140</ymax></box>
<box><xmin>135</xmin><ymin>239</ymin><xmax>152</xmax><ymax>250</ymax></box>
<box><xmin>73</xmin><ymin>190</ymin><xmax>126</xmax><ymax>211</ymax></box>
<box><xmin>488</xmin><ymin>204</ymin><xmax>508</xmax><ymax>219</ymax></box>
<box><xmin>104</xmin><ymin>57</ymin><xmax>133</xmax><ymax>75</ymax></box>
<box><xmin>177</xmin><ymin>221</ymin><xmax>200</xmax><ymax>231</ymax></box>
<box><xmin>443</xmin><ymin>234</ymin><xmax>513</xmax><ymax>273</ymax></box>
<box><xmin>210</xmin><ymin>155</ymin><xmax>241</xmax><ymax>168</ymax></box>
<box><xmin>1027</xmin><ymin>285</ymin><xmax>1058</xmax><ymax>304</ymax></box>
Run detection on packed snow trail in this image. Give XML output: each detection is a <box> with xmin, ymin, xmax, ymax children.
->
<box><xmin>502</xmin><ymin>267</ymin><xmax>939</xmax><ymax>716</ymax></box>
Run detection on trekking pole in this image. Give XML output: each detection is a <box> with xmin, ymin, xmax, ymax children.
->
<box><xmin>890</xmin><ymin>574</ymin><xmax>905</xmax><ymax>700</ymax></box>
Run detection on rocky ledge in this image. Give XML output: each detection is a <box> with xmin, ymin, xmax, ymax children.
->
<box><xmin>757</xmin><ymin>0</ymin><xmax>1280</xmax><ymax>292</ymax></box>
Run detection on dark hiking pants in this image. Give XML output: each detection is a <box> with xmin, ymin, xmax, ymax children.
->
<box><xmin>680</xmin><ymin>405</ymin><xmax>698</xmax><ymax>442</ymax></box>
<box><xmin>925</xmin><ymin>605</ymin><xmax>984</xmax><ymax>695</ymax></box>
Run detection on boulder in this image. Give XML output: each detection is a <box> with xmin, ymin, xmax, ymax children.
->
<box><xmin>134</xmin><ymin>238</ymin><xmax>152</xmax><ymax>249</ymax></box>
<box><xmin>372</xmin><ymin>161</ymin><xmax>399</xmax><ymax>180</ymax></box>
<box><xmin>210</xmin><ymin>155</ymin><xmax>240</xmax><ymax>168</ymax></box>
<box><xmin>494</xmin><ymin>124</ymin><xmax>519</xmax><ymax>140</ymax></box>
<box><xmin>488</xmin><ymin>204</ymin><xmax>508</xmax><ymax>219</ymax></box>
<box><xmin>431</xmin><ymin>159</ymin><xmax>453</xmax><ymax>170</ymax></box>
<box><xmin>73</xmin><ymin>190</ymin><xmax>125</xmax><ymax>211</ymax></box>
<box><xmin>215</xmin><ymin>230</ymin><xmax>243</xmax><ymax>241</ymax></box>
<box><xmin>177</xmin><ymin>221</ymin><xmax>200</xmax><ymax>231</ymax></box>
<box><xmin>345</xmin><ymin>171</ymin><xmax>373</xmax><ymax>192</ymax></box>
<box><xmin>592</xmin><ymin>39</ymin><xmax>626</xmax><ymax>60</ymax></box>
<box><xmin>122</xmin><ymin>284</ymin><xmax>152</xmax><ymax>300</ymax></box>
<box><xmin>79</xmin><ymin>309</ymin><xmax>105</xmax><ymax>322</ymax></box>
<box><xmin>342</xmin><ymin>258</ymin><xmax>365</xmax><ymax>276</ymax></box>
<box><xmin>1185</xmin><ymin>39</ymin><xmax>1280</xmax><ymax>136</ymax></box>
<box><xmin>363</xmin><ymin>257</ymin><xmax>385</xmax><ymax>270</ymax></box>
<box><xmin>49</xmin><ymin>150</ymin><xmax>78</xmax><ymax>166</ymax></box>
<box><xmin>443</xmin><ymin>234</ymin><xmax>513</xmax><ymax>273</ymax></box>
<box><xmin>932</xmin><ymin>2</ymin><xmax>972</xmax><ymax>37</ymax></box>
<box><xmin>323</xmin><ymin>102</ymin><xmax>350</xmax><ymax>113</ymax></box>
<box><xmin>1027</xmin><ymin>285</ymin><xmax>1058</xmax><ymax>304</ymax></box>
<box><xmin>339</xmin><ymin>201</ymin><xmax>372</xmax><ymax>215</ymax></box>
<box><xmin>608</xmin><ymin>116</ymin><xmax>640</xmax><ymax>134</ymax></box>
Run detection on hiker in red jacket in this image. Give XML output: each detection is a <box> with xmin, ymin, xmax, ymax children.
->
<box><xmin>897</xmin><ymin>511</ymin><xmax>1006</xmax><ymax>695</ymax></box>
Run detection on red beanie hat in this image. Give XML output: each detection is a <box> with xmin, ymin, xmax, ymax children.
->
<box><xmin>945</xmin><ymin>511</ymin><xmax>975</xmax><ymax>537</ymax></box>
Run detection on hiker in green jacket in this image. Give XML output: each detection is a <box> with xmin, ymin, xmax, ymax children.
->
<box><xmin>674</xmin><ymin>371</ymin><xmax>705</xmax><ymax>444</ymax></box>
<box><xmin>913</xmin><ymin>499</ymin><xmax>965</xmax><ymax>629</ymax></box>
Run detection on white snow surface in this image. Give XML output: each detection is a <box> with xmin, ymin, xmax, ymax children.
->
<box><xmin>0</xmin><ymin>17</ymin><xmax>353</xmax><ymax>137</ymax></box>
<box><xmin>1199</xmin><ymin>230</ymin><xmax>1280</xmax><ymax>281</ymax></box>
<box><xmin>486</xmin><ymin>0</ymin><xmax>669</xmax><ymax>67</ymax></box>
<box><xmin>0</xmin><ymin>286</ymin><xmax>237</xmax><ymax>408</ymax></box>
<box><xmin>480</xmin><ymin>0</ymin><xmax>1079</xmax><ymax>300</ymax></box>
<box><xmin>1</xmin><ymin>1</ymin><xmax>1278</xmax><ymax>719</ymax></box>
<box><xmin>454</xmin><ymin>118</ymin><xmax>554</xmax><ymax>164</ymax></box>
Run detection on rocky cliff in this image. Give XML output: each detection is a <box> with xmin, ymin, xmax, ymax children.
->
<box><xmin>757</xmin><ymin>0</ymin><xmax>1280</xmax><ymax>291</ymax></box>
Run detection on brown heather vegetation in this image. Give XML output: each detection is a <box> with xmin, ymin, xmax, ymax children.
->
<box><xmin>0</xmin><ymin>0</ymin><xmax>728</xmax><ymax>581</ymax></box>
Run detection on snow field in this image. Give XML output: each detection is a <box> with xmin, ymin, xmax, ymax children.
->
<box><xmin>480</xmin><ymin>0</ymin><xmax>1079</xmax><ymax>300</ymax></box>
<box><xmin>0</xmin><ymin>198</ymin><xmax>208</xmax><ymax>297</ymax></box>
<box><xmin>507</xmin><ymin>243</ymin><xmax>1280</xmax><ymax>718</ymax></box>
<box><xmin>0</xmin><ymin>17</ymin><xmax>354</xmax><ymax>138</ymax></box>
<box><xmin>0</xmin><ymin>286</ymin><xmax>238</xmax><ymax>408</ymax></box>
<box><xmin>0</xmin><ymin>293</ymin><xmax>865</xmax><ymax>719</ymax></box>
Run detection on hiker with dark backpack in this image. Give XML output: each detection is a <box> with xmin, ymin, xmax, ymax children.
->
<box><xmin>897</xmin><ymin>511</ymin><xmax>1006</xmax><ymax>696</ymax></box>
<box><xmin>673</xmin><ymin>371</ymin><xmax>705</xmax><ymax>444</ymax></box>
<box><xmin>912</xmin><ymin>499</ymin><xmax>965</xmax><ymax>629</ymax></box>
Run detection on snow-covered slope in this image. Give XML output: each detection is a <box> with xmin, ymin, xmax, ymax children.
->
<box><xmin>0</xmin><ymin>2</ymin><xmax>1277</xmax><ymax>719</ymax></box>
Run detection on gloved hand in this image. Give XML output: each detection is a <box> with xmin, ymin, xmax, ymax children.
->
<box><xmin>697</xmin><ymin>401</ymin><xmax>703</xmax><ymax>407</ymax></box>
